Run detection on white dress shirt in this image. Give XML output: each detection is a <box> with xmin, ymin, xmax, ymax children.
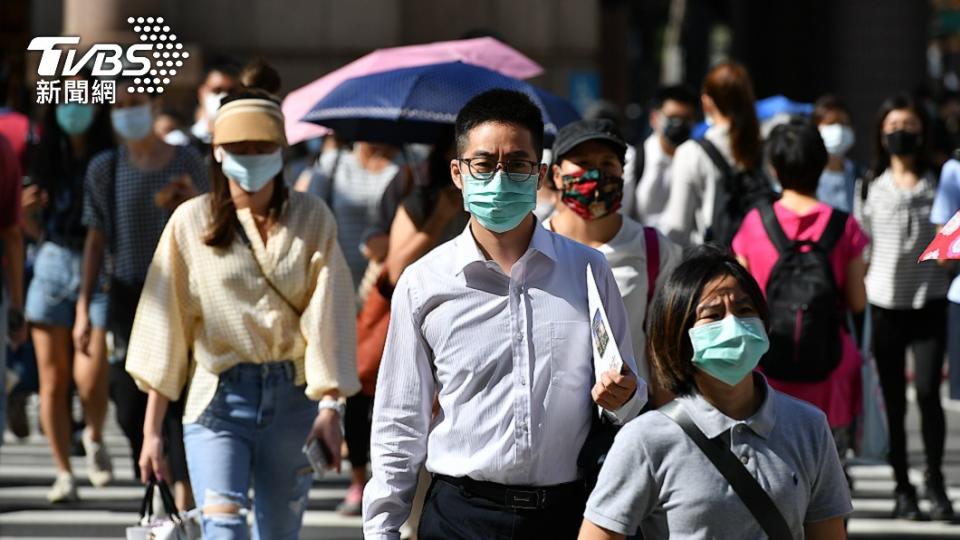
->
<box><xmin>363</xmin><ymin>221</ymin><xmax>647</xmax><ymax>540</ymax></box>
<box><xmin>632</xmin><ymin>134</ymin><xmax>674</xmax><ymax>229</ymax></box>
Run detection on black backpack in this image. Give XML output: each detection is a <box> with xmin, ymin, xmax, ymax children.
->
<box><xmin>696</xmin><ymin>139</ymin><xmax>777</xmax><ymax>248</ymax></box>
<box><xmin>758</xmin><ymin>204</ymin><xmax>847</xmax><ymax>382</ymax></box>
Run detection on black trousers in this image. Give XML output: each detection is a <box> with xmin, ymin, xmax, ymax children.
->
<box><xmin>344</xmin><ymin>393</ymin><xmax>374</xmax><ymax>468</ymax></box>
<box><xmin>108</xmin><ymin>302</ymin><xmax>188</xmax><ymax>483</ymax></box>
<box><xmin>871</xmin><ymin>300</ymin><xmax>948</xmax><ymax>491</ymax></box>
<box><xmin>418</xmin><ymin>477</ymin><xmax>586</xmax><ymax>540</ymax></box>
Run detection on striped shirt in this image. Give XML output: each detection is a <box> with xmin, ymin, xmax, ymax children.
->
<box><xmin>308</xmin><ymin>149</ymin><xmax>399</xmax><ymax>285</ymax></box>
<box><xmin>855</xmin><ymin>169</ymin><xmax>950</xmax><ymax>309</ymax></box>
<box><xmin>124</xmin><ymin>192</ymin><xmax>360</xmax><ymax>423</ymax></box>
<box><xmin>362</xmin><ymin>221</ymin><xmax>647</xmax><ymax>540</ymax></box>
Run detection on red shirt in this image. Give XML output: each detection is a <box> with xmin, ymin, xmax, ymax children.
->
<box><xmin>0</xmin><ymin>133</ymin><xmax>22</xmax><ymax>229</ymax></box>
<box><xmin>0</xmin><ymin>109</ymin><xmax>31</xmax><ymax>169</ymax></box>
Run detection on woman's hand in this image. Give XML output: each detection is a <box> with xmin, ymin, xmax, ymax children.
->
<box><xmin>72</xmin><ymin>303</ymin><xmax>91</xmax><ymax>356</ymax></box>
<box><xmin>138</xmin><ymin>433</ymin><xmax>169</xmax><ymax>484</ymax></box>
<box><xmin>306</xmin><ymin>407</ymin><xmax>343</xmax><ymax>473</ymax></box>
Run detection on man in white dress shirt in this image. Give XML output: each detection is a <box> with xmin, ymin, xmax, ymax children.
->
<box><xmin>363</xmin><ymin>89</ymin><xmax>647</xmax><ymax>540</ymax></box>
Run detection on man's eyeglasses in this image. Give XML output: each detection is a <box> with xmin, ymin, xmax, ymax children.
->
<box><xmin>458</xmin><ymin>157</ymin><xmax>540</xmax><ymax>181</ymax></box>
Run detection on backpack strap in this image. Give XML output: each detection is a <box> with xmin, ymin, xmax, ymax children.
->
<box><xmin>695</xmin><ymin>138</ymin><xmax>734</xmax><ymax>181</ymax></box>
<box><xmin>659</xmin><ymin>400</ymin><xmax>794</xmax><ymax>540</ymax></box>
<box><xmin>757</xmin><ymin>203</ymin><xmax>791</xmax><ymax>255</ymax></box>
<box><xmin>816</xmin><ymin>209</ymin><xmax>849</xmax><ymax>254</ymax></box>
<box><xmin>643</xmin><ymin>227</ymin><xmax>659</xmax><ymax>305</ymax></box>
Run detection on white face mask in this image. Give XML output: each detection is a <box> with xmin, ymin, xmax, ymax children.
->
<box><xmin>818</xmin><ymin>124</ymin><xmax>855</xmax><ymax>157</ymax></box>
<box><xmin>204</xmin><ymin>91</ymin><xmax>227</xmax><ymax>119</ymax></box>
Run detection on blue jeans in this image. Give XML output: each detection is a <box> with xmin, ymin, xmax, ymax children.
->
<box><xmin>25</xmin><ymin>242</ymin><xmax>108</xmax><ymax>328</ymax></box>
<box><xmin>183</xmin><ymin>362</ymin><xmax>316</xmax><ymax>540</ymax></box>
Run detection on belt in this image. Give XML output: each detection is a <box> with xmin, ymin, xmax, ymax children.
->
<box><xmin>434</xmin><ymin>474</ymin><xmax>583</xmax><ymax>511</ymax></box>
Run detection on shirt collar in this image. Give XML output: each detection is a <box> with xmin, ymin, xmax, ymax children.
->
<box><xmin>678</xmin><ymin>373</ymin><xmax>777</xmax><ymax>440</ymax></box>
<box><xmin>452</xmin><ymin>217</ymin><xmax>558</xmax><ymax>276</ymax></box>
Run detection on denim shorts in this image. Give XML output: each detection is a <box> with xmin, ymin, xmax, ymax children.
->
<box><xmin>25</xmin><ymin>241</ymin><xmax>108</xmax><ymax>328</ymax></box>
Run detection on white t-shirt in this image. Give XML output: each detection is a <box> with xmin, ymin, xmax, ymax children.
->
<box><xmin>631</xmin><ymin>134</ymin><xmax>675</xmax><ymax>229</ymax></box>
<box><xmin>543</xmin><ymin>216</ymin><xmax>682</xmax><ymax>380</ymax></box>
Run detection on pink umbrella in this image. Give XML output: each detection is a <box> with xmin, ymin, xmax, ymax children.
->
<box><xmin>281</xmin><ymin>37</ymin><xmax>543</xmax><ymax>144</ymax></box>
<box><xmin>919</xmin><ymin>209</ymin><xmax>960</xmax><ymax>262</ymax></box>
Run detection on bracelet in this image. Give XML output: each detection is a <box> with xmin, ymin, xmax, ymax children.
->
<box><xmin>318</xmin><ymin>399</ymin><xmax>345</xmax><ymax>418</ymax></box>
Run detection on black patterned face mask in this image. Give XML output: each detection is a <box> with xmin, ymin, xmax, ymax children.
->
<box><xmin>559</xmin><ymin>169</ymin><xmax>624</xmax><ymax>220</ymax></box>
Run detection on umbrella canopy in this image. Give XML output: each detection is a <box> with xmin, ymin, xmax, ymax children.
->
<box><xmin>301</xmin><ymin>61</ymin><xmax>580</xmax><ymax>145</ymax></box>
<box><xmin>691</xmin><ymin>94</ymin><xmax>813</xmax><ymax>140</ymax></box>
<box><xmin>282</xmin><ymin>37</ymin><xmax>543</xmax><ymax>144</ymax></box>
<box><xmin>919</xmin><ymin>210</ymin><xmax>960</xmax><ymax>261</ymax></box>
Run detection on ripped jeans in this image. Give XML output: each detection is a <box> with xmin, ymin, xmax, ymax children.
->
<box><xmin>183</xmin><ymin>362</ymin><xmax>316</xmax><ymax>540</ymax></box>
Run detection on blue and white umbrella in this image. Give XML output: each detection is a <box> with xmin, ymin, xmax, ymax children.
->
<box><xmin>302</xmin><ymin>61</ymin><xmax>580</xmax><ymax>144</ymax></box>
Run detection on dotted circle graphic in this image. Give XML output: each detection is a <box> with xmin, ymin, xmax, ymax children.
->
<box><xmin>125</xmin><ymin>16</ymin><xmax>185</xmax><ymax>94</ymax></box>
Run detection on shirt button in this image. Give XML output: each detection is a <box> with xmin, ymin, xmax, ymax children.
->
<box><xmin>516</xmin><ymin>333</ymin><xmax>524</xmax><ymax>342</ymax></box>
<box><xmin>740</xmin><ymin>455</ymin><xmax>749</xmax><ymax>464</ymax></box>
<box><xmin>520</xmin><ymin>377</ymin><xmax>527</xmax><ymax>386</ymax></box>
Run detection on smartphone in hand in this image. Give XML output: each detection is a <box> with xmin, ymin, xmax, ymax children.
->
<box><xmin>303</xmin><ymin>438</ymin><xmax>334</xmax><ymax>476</ymax></box>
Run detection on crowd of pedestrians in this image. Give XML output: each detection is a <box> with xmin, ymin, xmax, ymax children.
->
<box><xmin>0</xmin><ymin>51</ymin><xmax>958</xmax><ymax>540</ymax></box>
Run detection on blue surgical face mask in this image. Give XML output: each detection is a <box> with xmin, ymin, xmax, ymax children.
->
<box><xmin>111</xmin><ymin>104</ymin><xmax>153</xmax><ymax>141</ymax></box>
<box><xmin>56</xmin><ymin>103</ymin><xmax>95</xmax><ymax>135</ymax></box>
<box><xmin>689</xmin><ymin>316</ymin><xmax>769</xmax><ymax>386</ymax></box>
<box><xmin>219</xmin><ymin>149</ymin><xmax>283</xmax><ymax>193</ymax></box>
<box><xmin>461</xmin><ymin>170</ymin><xmax>538</xmax><ymax>233</ymax></box>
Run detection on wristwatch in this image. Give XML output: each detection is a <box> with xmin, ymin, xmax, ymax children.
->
<box><xmin>317</xmin><ymin>399</ymin><xmax>345</xmax><ymax>418</ymax></box>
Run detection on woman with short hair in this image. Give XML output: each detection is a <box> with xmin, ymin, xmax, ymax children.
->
<box><xmin>579</xmin><ymin>246</ymin><xmax>851</xmax><ymax>540</ymax></box>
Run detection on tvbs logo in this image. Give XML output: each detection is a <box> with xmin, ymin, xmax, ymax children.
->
<box><xmin>28</xmin><ymin>16</ymin><xmax>188</xmax><ymax>103</ymax></box>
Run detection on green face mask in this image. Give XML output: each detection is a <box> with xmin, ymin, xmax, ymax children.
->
<box><xmin>461</xmin><ymin>170</ymin><xmax>538</xmax><ymax>233</ymax></box>
<box><xmin>688</xmin><ymin>316</ymin><xmax>769</xmax><ymax>386</ymax></box>
<box><xmin>56</xmin><ymin>103</ymin><xmax>95</xmax><ymax>135</ymax></box>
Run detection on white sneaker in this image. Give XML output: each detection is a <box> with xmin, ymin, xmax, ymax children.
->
<box><xmin>82</xmin><ymin>430</ymin><xmax>113</xmax><ymax>488</ymax></box>
<box><xmin>47</xmin><ymin>472</ymin><xmax>78</xmax><ymax>503</ymax></box>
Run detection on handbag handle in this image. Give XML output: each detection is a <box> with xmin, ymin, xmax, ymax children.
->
<box><xmin>139</xmin><ymin>479</ymin><xmax>183</xmax><ymax>524</ymax></box>
<box><xmin>659</xmin><ymin>400</ymin><xmax>794</xmax><ymax>539</ymax></box>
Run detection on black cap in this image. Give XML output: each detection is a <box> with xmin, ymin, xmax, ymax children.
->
<box><xmin>551</xmin><ymin>119</ymin><xmax>627</xmax><ymax>164</ymax></box>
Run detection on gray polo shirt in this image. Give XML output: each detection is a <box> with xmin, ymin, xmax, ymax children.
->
<box><xmin>584</xmin><ymin>375</ymin><xmax>852</xmax><ymax>539</ymax></box>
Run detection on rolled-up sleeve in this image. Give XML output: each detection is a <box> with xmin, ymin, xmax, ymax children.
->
<box><xmin>300</xmin><ymin>208</ymin><xmax>361</xmax><ymax>399</ymax></box>
<box><xmin>363</xmin><ymin>272</ymin><xmax>435</xmax><ymax>540</ymax></box>
<box><xmin>125</xmin><ymin>208</ymin><xmax>198</xmax><ymax>400</ymax></box>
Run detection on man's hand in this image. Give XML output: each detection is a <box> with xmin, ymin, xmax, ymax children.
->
<box><xmin>7</xmin><ymin>307</ymin><xmax>27</xmax><ymax>349</ymax></box>
<box><xmin>154</xmin><ymin>174</ymin><xmax>197</xmax><ymax>211</ymax></box>
<box><xmin>591</xmin><ymin>366</ymin><xmax>637</xmax><ymax>411</ymax></box>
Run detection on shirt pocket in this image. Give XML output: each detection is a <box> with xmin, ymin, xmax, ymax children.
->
<box><xmin>549</xmin><ymin>320</ymin><xmax>593</xmax><ymax>391</ymax></box>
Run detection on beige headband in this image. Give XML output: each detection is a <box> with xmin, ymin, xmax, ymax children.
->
<box><xmin>212</xmin><ymin>98</ymin><xmax>287</xmax><ymax>146</ymax></box>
